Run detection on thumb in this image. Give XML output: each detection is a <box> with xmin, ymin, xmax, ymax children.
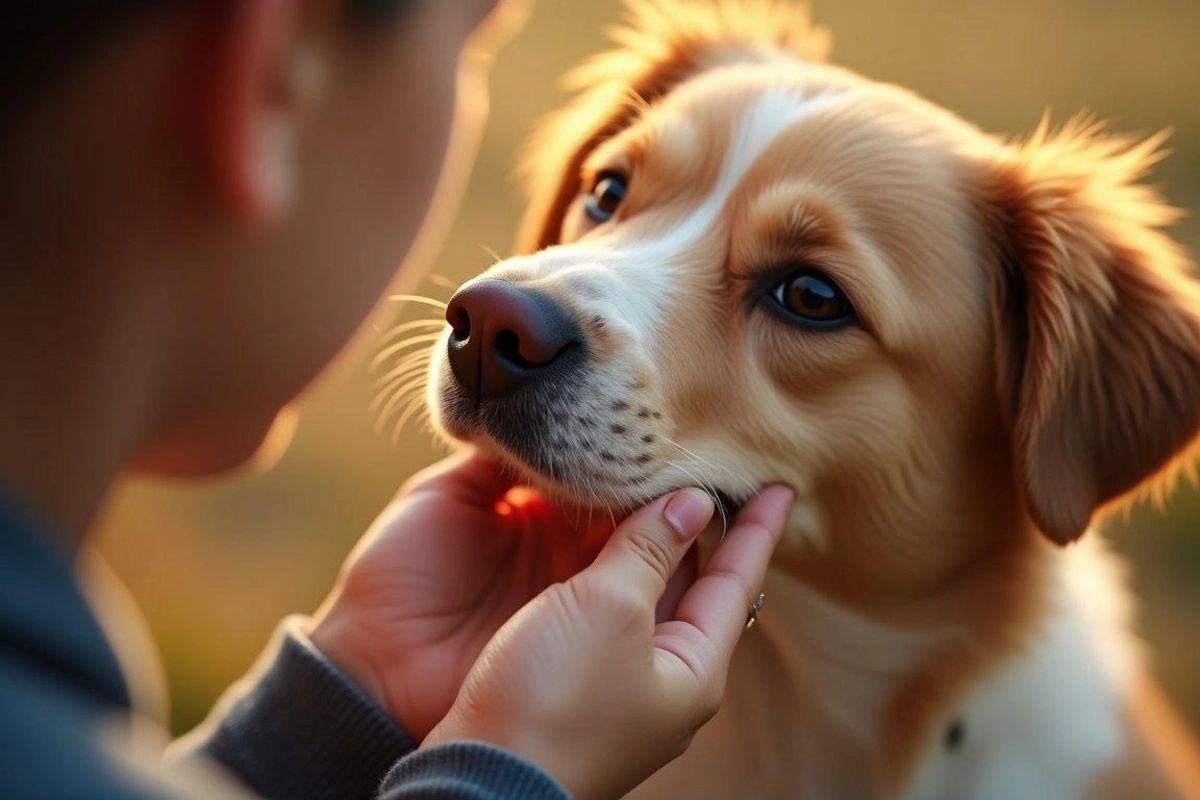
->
<box><xmin>586</xmin><ymin>488</ymin><xmax>715</xmax><ymax>605</ymax></box>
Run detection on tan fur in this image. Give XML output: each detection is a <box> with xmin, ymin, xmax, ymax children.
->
<box><xmin>431</xmin><ymin>2</ymin><xmax>1200</xmax><ymax>796</ymax></box>
<box><xmin>516</xmin><ymin>0</ymin><xmax>829</xmax><ymax>253</ymax></box>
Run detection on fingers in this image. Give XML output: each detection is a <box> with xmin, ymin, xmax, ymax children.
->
<box><xmin>670</xmin><ymin>486</ymin><xmax>793</xmax><ymax>658</ymax></box>
<box><xmin>587</xmin><ymin>489</ymin><xmax>715</xmax><ymax>605</ymax></box>
<box><xmin>655</xmin><ymin>544</ymin><xmax>699</xmax><ymax>625</ymax></box>
<box><xmin>403</xmin><ymin>449</ymin><xmax>519</xmax><ymax>505</ymax></box>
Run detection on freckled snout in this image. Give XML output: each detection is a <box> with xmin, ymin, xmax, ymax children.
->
<box><xmin>445</xmin><ymin>279</ymin><xmax>583</xmax><ymax>400</ymax></box>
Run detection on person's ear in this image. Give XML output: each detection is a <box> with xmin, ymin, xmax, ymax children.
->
<box><xmin>983</xmin><ymin>118</ymin><xmax>1200</xmax><ymax>545</ymax></box>
<box><xmin>203</xmin><ymin>1</ymin><xmax>328</xmax><ymax>227</ymax></box>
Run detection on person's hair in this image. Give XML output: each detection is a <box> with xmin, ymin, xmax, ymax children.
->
<box><xmin>0</xmin><ymin>1</ymin><xmax>413</xmax><ymax>129</ymax></box>
<box><xmin>0</xmin><ymin>4</ymin><xmax>156</xmax><ymax>127</ymax></box>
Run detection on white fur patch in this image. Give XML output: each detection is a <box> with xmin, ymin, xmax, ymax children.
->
<box><xmin>765</xmin><ymin>571</ymin><xmax>951</xmax><ymax>738</ymax></box>
<box><xmin>899</xmin><ymin>536</ymin><xmax>1139</xmax><ymax>800</ymax></box>
<box><xmin>646</xmin><ymin>87</ymin><xmax>843</xmax><ymax>256</ymax></box>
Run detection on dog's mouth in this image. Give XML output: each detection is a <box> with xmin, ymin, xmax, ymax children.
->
<box><xmin>438</xmin><ymin>377</ymin><xmax>751</xmax><ymax>521</ymax></box>
<box><xmin>506</xmin><ymin>451</ymin><xmax>749</xmax><ymax>527</ymax></box>
<box><xmin>709</xmin><ymin>488</ymin><xmax>746</xmax><ymax>520</ymax></box>
<box><xmin>509</xmin><ymin>437</ymin><xmax>749</xmax><ymax>526</ymax></box>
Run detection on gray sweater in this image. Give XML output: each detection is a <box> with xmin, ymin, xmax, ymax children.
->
<box><xmin>0</xmin><ymin>494</ymin><xmax>569</xmax><ymax>800</ymax></box>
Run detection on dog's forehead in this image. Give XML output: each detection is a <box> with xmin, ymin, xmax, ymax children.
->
<box><xmin>590</xmin><ymin>76</ymin><xmax>855</xmax><ymax>257</ymax></box>
<box><xmin>615</xmin><ymin>82</ymin><xmax>961</xmax><ymax>256</ymax></box>
<box><xmin>643</xmin><ymin>68</ymin><xmax>851</xmax><ymax>186</ymax></box>
<box><xmin>617</xmin><ymin>68</ymin><xmax>973</xmax><ymax>244</ymax></box>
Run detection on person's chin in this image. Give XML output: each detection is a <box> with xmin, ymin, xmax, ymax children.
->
<box><xmin>132</xmin><ymin>407</ymin><xmax>299</xmax><ymax>479</ymax></box>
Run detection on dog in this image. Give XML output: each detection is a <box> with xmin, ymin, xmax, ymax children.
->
<box><xmin>425</xmin><ymin>1</ymin><xmax>1200</xmax><ymax>796</ymax></box>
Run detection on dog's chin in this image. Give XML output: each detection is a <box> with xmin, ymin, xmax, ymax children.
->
<box><xmin>445</xmin><ymin>426</ymin><xmax>660</xmax><ymax>510</ymax></box>
<box><xmin>435</xmin><ymin>374</ymin><xmax>750</xmax><ymax>522</ymax></box>
<box><xmin>443</xmin><ymin>421</ymin><xmax>747</xmax><ymax>524</ymax></box>
<box><xmin>506</xmin><ymin>447</ymin><xmax>747</xmax><ymax>524</ymax></box>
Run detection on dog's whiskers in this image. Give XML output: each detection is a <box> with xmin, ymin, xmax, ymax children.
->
<box><xmin>427</xmin><ymin>273</ymin><xmax>460</xmax><ymax>291</ymax></box>
<box><xmin>375</xmin><ymin>321</ymin><xmax>445</xmax><ymax>351</ymax></box>
<box><xmin>372</xmin><ymin>373</ymin><xmax>430</xmax><ymax>430</ymax></box>
<box><xmin>373</xmin><ymin>334</ymin><xmax>444</xmax><ymax>371</ymax></box>
<box><xmin>666</xmin><ymin>458</ymin><xmax>729</xmax><ymax>539</ymax></box>
<box><xmin>370</xmin><ymin>281</ymin><xmax>451</xmax><ymax>444</ymax></box>
<box><xmin>662</xmin><ymin>436</ymin><xmax>758</xmax><ymax>499</ymax></box>
<box><xmin>374</xmin><ymin>338</ymin><xmax>438</xmax><ymax>371</ymax></box>
<box><xmin>391</xmin><ymin>390</ymin><xmax>433</xmax><ymax>446</ymax></box>
<box><xmin>387</xmin><ymin>294</ymin><xmax>449</xmax><ymax>311</ymax></box>
<box><xmin>476</xmin><ymin>243</ymin><xmax>505</xmax><ymax>266</ymax></box>
<box><xmin>378</xmin><ymin>318</ymin><xmax>446</xmax><ymax>344</ymax></box>
<box><xmin>374</xmin><ymin>360</ymin><xmax>433</xmax><ymax>398</ymax></box>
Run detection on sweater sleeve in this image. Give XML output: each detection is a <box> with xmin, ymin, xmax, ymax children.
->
<box><xmin>169</xmin><ymin>616</ymin><xmax>569</xmax><ymax>800</ymax></box>
<box><xmin>170</xmin><ymin>615</ymin><xmax>416</xmax><ymax>799</ymax></box>
<box><xmin>380</xmin><ymin>741</ymin><xmax>569</xmax><ymax>800</ymax></box>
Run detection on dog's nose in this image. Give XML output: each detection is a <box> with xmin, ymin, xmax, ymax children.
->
<box><xmin>445</xmin><ymin>279</ymin><xmax>582</xmax><ymax>399</ymax></box>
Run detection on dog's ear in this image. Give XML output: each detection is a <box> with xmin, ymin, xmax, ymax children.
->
<box><xmin>515</xmin><ymin>0</ymin><xmax>830</xmax><ymax>253</ymax></box>
<box><xmin>984</xmin><ymin>117</ymin><xmax>1200</xmax><ymax>545</ymax></box>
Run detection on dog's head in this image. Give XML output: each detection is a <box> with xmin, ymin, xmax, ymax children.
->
<box><xmin>429</xmin><ymin>0</ymin><xmax>1200</xmax><ymax>597</ymax></box>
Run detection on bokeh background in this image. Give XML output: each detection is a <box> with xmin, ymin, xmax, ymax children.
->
<box><xmin>96</xmin><ymin>0</ymin><xmax>1200</xmax><ymax>735</ymax></box>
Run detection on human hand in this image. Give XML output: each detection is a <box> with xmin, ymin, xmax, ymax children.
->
<box><xmin>309</xmin><ymin>451</ymin><xmax>612</xmax><ymax>741</ymax></box>
<box><xmin>423</xmin><ymin>483</ymin><xmax>795</xmax><ymax>800</ymax></box>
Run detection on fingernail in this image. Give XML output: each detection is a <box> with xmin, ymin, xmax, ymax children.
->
<box><xmin>664</xmin><ymin>488</ymin><xmax>715</xmax><ymax>541</ymax></box>
<box><xmin>762</xmin><ymin>485</ymin><xmax>796</xmax><ymax>507</ymax></box>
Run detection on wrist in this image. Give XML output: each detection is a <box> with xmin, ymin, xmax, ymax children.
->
<box><xmin>306</xmin><ymin>609</ymin><xmax>392</xmax><ymax>722</ymax></box>
<box><xmin>425</xmin><ymin>706</ymin><xmax>576</xmax><ymax>798</ymax></box>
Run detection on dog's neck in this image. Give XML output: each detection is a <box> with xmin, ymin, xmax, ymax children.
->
<box><xmin>751</xmin><ymin>510</ymin><xmax>1057</xmax><ymax>791</ymax></box>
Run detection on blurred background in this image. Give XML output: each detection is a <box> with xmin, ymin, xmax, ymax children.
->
<box><xmin>96</xmin><ymin>0</ymin><xmax>1200</xmax><ymax>735</ymax></box>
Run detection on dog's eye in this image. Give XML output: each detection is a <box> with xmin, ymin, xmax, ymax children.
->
<box><xmin>585</xmin><ymin>172</ymin><xmax>628</xmax><ymax>222</ymax></box>
<box><xmin>770</xmin><ymin>270</ymin><xmax>853</xmax><ymax>329</ymax></box>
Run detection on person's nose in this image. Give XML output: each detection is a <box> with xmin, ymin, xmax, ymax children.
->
<box><xmin>445</xmin><ymin>279</ymin><xmax>582</xmax><ymax>400</ymax></box>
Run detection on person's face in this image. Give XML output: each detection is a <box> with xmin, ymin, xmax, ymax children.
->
<box><xmin>137</xmin><ymin>0</ymin><xmax>519</xmax><ymax>475</ymax></box>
